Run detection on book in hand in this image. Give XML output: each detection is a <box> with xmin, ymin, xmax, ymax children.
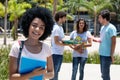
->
<box><xmin>19</xmin><ymin>57</ymin><xmax>46</xmax><ymax>80</ymax></box>
<box><xmin>63</xmin><ymin>40</ymin><xmax>82</xmax><ymax>44</ymax></box>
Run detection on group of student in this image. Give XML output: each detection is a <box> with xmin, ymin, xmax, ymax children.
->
<box><xmin>9</xmin><ymin>6</ymin><xmax>116</xmax><ymax>80</ymax></box>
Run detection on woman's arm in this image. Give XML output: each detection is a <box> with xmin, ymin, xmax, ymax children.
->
<box><xmin>44</xmin><ymin>55</ymin><xmax>54</xmax><ymax>79</ymax></box>
<box><xmin>69</xmin><ymin>37</ymin><xmax>92</xmax><ymax>53</ymax></box>
<box><xmin>9</xmin><ymin>56</ymin><xmax>33</xmax><ymax>80</ymax></box>
<box><xmin>83</xmin><ymin>37</ymin><xmax>92</xmax><ymax>48</ymax></box>
<box><xmin>92</xmin><ymin>36</ymin><xmax>101</xmax><ymax>43</ymax></box>
<box><xmin>9</xmin><ymin>56</ymin><xmax>46</xmax><ymax>80</ymax></box>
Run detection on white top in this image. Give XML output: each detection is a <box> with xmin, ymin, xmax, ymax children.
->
<box><xmin>51</xmin><ymin>23</ymin><xmax>65</xmax><ymax>55</ymax></box>
<box><xmin>9</xmin><ymin>41</ymin><xmax>52</xmax><ymax>62</ymax></box>
<box><xmin>70</xmin><ymin>31</ymin><xmax>92</xmax><ymax>58</ymax></box>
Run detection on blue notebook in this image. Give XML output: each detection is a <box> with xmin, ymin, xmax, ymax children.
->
<box><xmin>19</xmin><ymin>57</ymin><xmax>46</xmax><ymax>80</ymax></box>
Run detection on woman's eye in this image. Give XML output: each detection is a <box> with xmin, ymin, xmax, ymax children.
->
<box><xmin>31</xmin><ymin>23</ymin><xmax>45</xmax><ymax>30</ymax></box>
<box><xmin>39</xmin><ymin>26</ymin><xmax>45</xmax><ymax>30</ymax></box>
<box><xmin>32</xmin><ymin>24</ymin><xmax>37</xmax><ymax>28</ymax></box>
<box><xmin>32</xmin><ymin>25</ymin><xmax>45</xmax><ymax>30</ymax></box>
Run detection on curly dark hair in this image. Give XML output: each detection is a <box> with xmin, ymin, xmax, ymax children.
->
<box><xmin>76</xmin><ymin>18</ymin><xmax>88</xmax><ymax>33</ymax></box>
<box><xmin>20</xmin><ymin>7</ymin><xmax>54</xmax><ymax>40</ymax></box>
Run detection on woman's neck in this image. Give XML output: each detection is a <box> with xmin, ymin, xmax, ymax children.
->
<box><xmin>78</xmin><ymin>29</ymin><xmax>83</xmax><ymax>33</ymax></box>
<box><xmin>26</xmin><ymin>38</ymin><xmax>39</xmax><ymax>46</ymax></box>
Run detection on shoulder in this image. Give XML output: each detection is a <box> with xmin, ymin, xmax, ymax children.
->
<box><xmin>42</xmin><ymin>42</ymin><xmax>52</xmax><ymax>56</ymax></box>
<box><xmin>86</xmin><ymin>31</ymin><xmax>91</xmax><ymax>34</ymax></box>
<box><xmin>42</xmin><ymin>42</ymin><xmax>51</xmax><ymax>51</ymax></box>
<box><xmin>108</xmin><ymin>23</ymin><xmax>117</xmax><ymax>36</ymax></box>
<box><xmin>101</xmin><ymin>26</ymin><xmax>104</xmax><ymax>30</ymax></box>
<box><xmin>107</xmin><ymin>23</ymin><xmax>117</xmax><ymax>33</ymax></box>
<box><xmin>42</xmin><ymin>42</ymin><xmax>50</xmax><ymax>48</ymax></box>
<box><xmin>109</xmin><ymin>23</ymin><xmax>116</xmax><ymax>30</ymax></box>
<box><xmin>13</xmin><ymin>41</ymin><xmax>21</xmax><ymax>48</ymax></box>
<box><xmin>71</xmin><ymin>30</ymin><xmax>77</xmax><ymax>34</ymax></box>
<box><xmin>53</xmin><ymin>23</ymin><xmax>59</xmax><ymax>29</ymax></box>
<box><xmin>52</xmin><ymin>24</ymin><xmax>60</xmax><ymax>33</ymax></box>
<box><xmin>9</xmin><ymin>41</ymin><xmax>21</xmax><ymax>58</ymax></box>
<box><xmin>86</xmin><ymin>31</ymin><xmax>92</xmax><ymax>38</ymax></box>
<box><xmin>70</xmin><ymin>30</ymin><xmax>76</xmax><ymax>36</ymax></box>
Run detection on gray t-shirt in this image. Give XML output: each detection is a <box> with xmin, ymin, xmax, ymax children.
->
<box><xmin>70</xmin><ymin>31</ymin><xmax>91</xmax><ymax>58</ymax></box>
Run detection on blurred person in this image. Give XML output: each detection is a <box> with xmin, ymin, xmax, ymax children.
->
<box><xmin>50</xmin><ymin>11</ymin><xmax>69</xmax><ymax>80</ymax></box>
<box><xmin>94</xmin><ymin>9</ymin><xmax>116</xmax><ymax>80</ymax></box>
<box><xmin>69</xmin><ymin>18</ymin><xmax>92</xmax><ymax>80</ymax></box>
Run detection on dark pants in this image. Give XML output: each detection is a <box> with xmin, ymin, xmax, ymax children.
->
<box><xmin>71</xmin><ymin>57</ymin><xmax>87</xmax><ymax>80</ymax></box>
<box><xmin>100</xmin><ymin>55</ymin><xmax>112</xmax><ymax>80</ymax></box>
<box><xmin>50</xmin><ymin>54</ymin><xmax>63</xmax><ymax>80</ymax></box>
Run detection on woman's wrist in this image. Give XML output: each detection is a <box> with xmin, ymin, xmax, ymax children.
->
<box><xmin>44</xmin><ymin>72</ymin><xmax>54</xmax><ymax>79</ymax></box>
<box><xmin>81</xmin><ymin>42</ymin><xmax>85</xmax><ymax>49</ymax></box>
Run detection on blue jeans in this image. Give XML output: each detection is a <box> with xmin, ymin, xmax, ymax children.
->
<box><xmin>100</xmin><ymin>55</ymin><xmax>112</xmax><ymax>80</ymax></box>
<box><xmin>50</xmin><ymin>54</ymin><xmax>63</xmax><ymax>80</ymax></box>
<box><xmin>71</xmin><ymin>57</ymin><xmax>87</xmax><ymax>80</ymax></box>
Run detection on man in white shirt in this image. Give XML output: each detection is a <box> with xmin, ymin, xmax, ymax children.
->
<box><xmin>51</xmin><ymin>11</ymin><xmax>67</xmax><ymax>80</ymax></box>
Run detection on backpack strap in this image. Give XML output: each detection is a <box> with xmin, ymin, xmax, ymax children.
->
<box><xmin>17</xmin><ymin>41</ymin><xmax>24</xmax><ymax>70</ymax></box>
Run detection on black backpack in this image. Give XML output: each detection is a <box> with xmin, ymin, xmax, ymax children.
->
<box><xmin>17</xmin><ymin>41</ymin><xmax>24</xmax><ymax>70</ymax></box>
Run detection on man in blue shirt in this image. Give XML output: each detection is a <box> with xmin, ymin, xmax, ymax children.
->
<box><xmin>98</xmin><ymin>9</ymin><xmax>116</xmax><ymax>80</ymax></box>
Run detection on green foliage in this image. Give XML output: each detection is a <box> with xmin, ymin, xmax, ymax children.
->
<box><xmin>82</xmin><ymin>0</ymin><xmax>113</xmax><ymax>16</ymax></box>
<box><xmin>87</xmin><ymin>51</ymin><xmax>120</xmax><ymax>64</ymax></box>
<box><xmin>67</xmin><ymin>14</ymin><xmax>74</xmax><ymax>20</ymax></box>
<box><xmin>0</xmin><ymin>45</ymin><xmax>11</xmax><ymax>79</ymax></box>
<box><xmin>0</xmin><ymin>2</ymin><xmax>5</xmax><ymax>17</ymax></box>
<box><xmin>63</xmin><ymin>50</ymin><xmax>120</xmax><ymax>65</ymax></box>
<box><xmin>114</xmin><ymin>54</ymin><xmax>120</xmax><ymax>64</ymax></box>
<box><xmin>111</xmin><ymin>0</ymin><xmax>120</xmax><ymax>13</ymax></box>
<box><xmin>65</xmin><ymin>0</ymin><xmax>84</xmax><ymax>14</ymax></box>
<box><xmin>87</xmin><ymin>51</ymin><xmax>100</xmax><ymax>64</ymax></box>
<box><xmin>7</xmin><ymin>0</ymin><xmax>31</xmax><ymax>40</ymax></box>
<box><xmin>63</xmin><ymin>50</ymin><xmax>72</xmax><ymax>63</ymax></box>
<box><xmin>111</xmin><ymin>0</ymin><xmax>120</xmax><ymax>22</ymax></box>
<box><xmin>8</xmin><ymin>0</ymin><xmax>31</xmax><ymax>21</ymax></box>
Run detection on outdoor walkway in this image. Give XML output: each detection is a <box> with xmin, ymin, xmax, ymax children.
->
<box><xmin>59</xmin><ymin>63</ymin><xmax>120</xmax><ymax>80</ymax></box>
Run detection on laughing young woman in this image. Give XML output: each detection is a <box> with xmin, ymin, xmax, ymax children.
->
<box><xmin>9</xmin><ymin>7</ymin><xmax>54</xmax><ymax>80</ymax></box>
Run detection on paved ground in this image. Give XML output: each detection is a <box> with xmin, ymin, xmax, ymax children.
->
<box><xmin>59</xmin><ymin>63</ymin><xmax>120</xmax><ymax>80</ymax></box>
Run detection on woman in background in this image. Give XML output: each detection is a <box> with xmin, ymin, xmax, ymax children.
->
<box><xmin>69</xmin><ymin>18</ymin><xmax>92</xmax><ymax>80</ymax></box>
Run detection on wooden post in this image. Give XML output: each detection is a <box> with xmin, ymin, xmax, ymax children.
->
<box><xmin>4</xmin><ymin>0</ymin><xmax>8</xmax><ymax>45</ymax></box>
